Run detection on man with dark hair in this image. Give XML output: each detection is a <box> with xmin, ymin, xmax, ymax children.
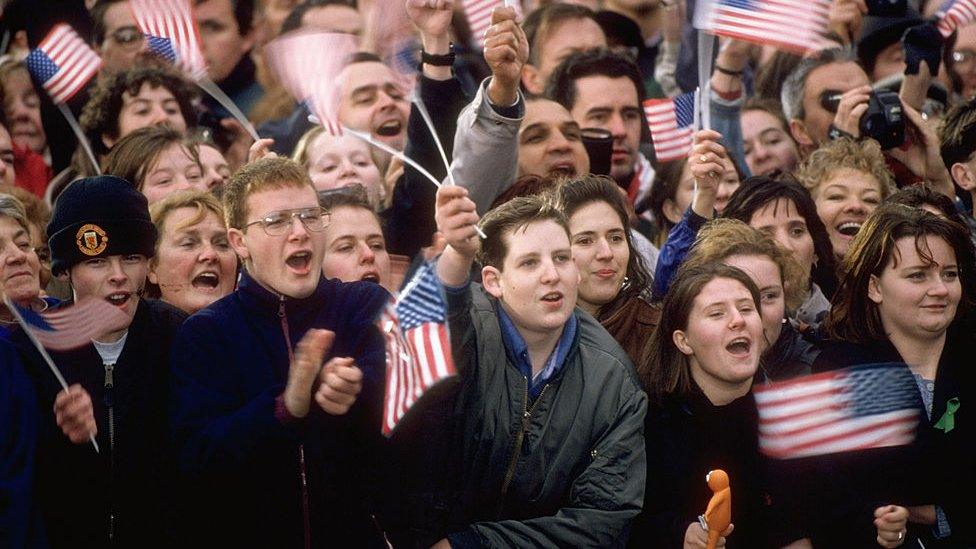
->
<box><xmin>15</xmin><ymin>175</ymin><xmax>186</xmax><ymax>548</ymax></box>
<box><xmin>169</xmin><ymin>156</ymin><xmax>390</xmax><ymax>546</ymax></box>
<box><xmin>939</xmin><ymin>97</ymin><xmax>976</xmax><ymax>235</ymax></box>
<box><xmin>520</xmin><ymin>3</ymin><xmax>606</xmax><ymax>96</ymax></box>
<box><xmin>90</xmin><ymin>0</ymin><xmax>146</xmax><ymax>74</ymax></box>
<box><xmin>279</xmin><ymin>0</ymin><xmax>363</xmax><ymax>36</ymax></box>
<box><xmin>546</xmin><ymin>49</ymin><xmax>652</xmax><ymax>206</ymax></box>
<box><xmin>195</xmin><ymin>0</ymin><xmax>264</xmax><ymax>116</ymax></box>
<box><xmin>419</xmin><ymin>184</ymin><xmax>646</xmax><ymax>547</ymax></box>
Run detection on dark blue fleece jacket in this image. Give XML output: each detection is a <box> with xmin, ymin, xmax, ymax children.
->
<box><xmin>169</xmin><ymin>271</ymin><xmax>390</xmax><ymax>548</ymax></box>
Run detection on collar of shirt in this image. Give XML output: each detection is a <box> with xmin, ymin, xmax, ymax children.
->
<box><xmin>496</xmin><ymin>304</ymin><xmax>578</xmax><ymax>399</ymax></box>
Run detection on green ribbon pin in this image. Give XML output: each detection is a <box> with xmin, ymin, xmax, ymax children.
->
<box><xmin>934</xmin><ymin>398</ymin><xmax>960</xmax><ymax>434</ymax></box>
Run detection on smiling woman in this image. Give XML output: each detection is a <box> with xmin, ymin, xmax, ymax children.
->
<box><xmin>0</xmin><ymin>194</ymin><xmax>46</xmax><ymax>328</ymax></box>
<box><xmin>795</xmin><ymin>138</ymin><xmax>895</xmax><ymax>263</ymax></box>
<box><xmin>103</xmin><ymin>126</ymin><xmax>214</xmax><ymax>205</ymax></box>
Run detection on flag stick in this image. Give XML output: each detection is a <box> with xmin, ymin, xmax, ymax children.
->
<box><xmin>3</xmin><ymin>296</ymin><xmax>99</xmax><ymax>453</ymax></box>
<box><xmin>697</xmin><ymin>32</ymin><xmax>715</xmax><ymax>131</ymax></box>
<box><xmin>339</xmin><ymin>125</ymin><xmax>488</xmax><ymax>239</ymax></box>
<box><xmin>411</xmin><ymin>95</ymin><xmax>458</xmax><ymax>187</ymax></box>
<box><xmin>196</xmin><ymin>76</ymin><xmax>261</xmax><ymax>141</ymax></box>
<box><xmin>692</xmin><ymin>87</ymin><xmax>700</xmax><ymax>198</ymax></box>
<box><xmin>57</xmin><ymin>103</ymin><xmax>101</xmax><ymax>176</ymax></box>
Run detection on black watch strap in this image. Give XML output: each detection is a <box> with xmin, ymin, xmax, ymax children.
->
<box><xmin>421</xmin><ymin>43</ymin><xmax>456</xmax><ymax>67</ymax></box>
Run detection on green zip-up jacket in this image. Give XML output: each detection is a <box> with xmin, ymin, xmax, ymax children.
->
<box><xmin>443</xmin><ymin>284</ymin><xmax>648</xmax><ymax>548</ymax></box>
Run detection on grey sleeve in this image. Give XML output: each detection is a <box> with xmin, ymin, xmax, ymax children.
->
<box><xmin>450</xmin><ymin>77</ymin><xmax>524</xmax><ymax>215</ymax></box>
<box><xmin>467</xmin><ymin>387</ymin><xmax>649</xmax><ymax>548</ymax></box>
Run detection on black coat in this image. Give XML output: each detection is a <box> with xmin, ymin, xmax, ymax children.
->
<box><xmin>16</xmin><ymin>299</ymin><xmax>185</xmax><ymax>549</ymax></box>
<box><xmin>802</xmin><ymin>324</ymin><xmax>976</xmax><ymax>548</ymax></box>
<box><xmin>629</xmin><ymin>386</ymin><xmax>768</xmax><ymax>549</ymax></box>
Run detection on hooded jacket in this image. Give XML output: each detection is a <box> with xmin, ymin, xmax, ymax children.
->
<box><xmin>169</xmin><ymin>271</ymin><xmax>390</xmax><ymax>548</ymax></box>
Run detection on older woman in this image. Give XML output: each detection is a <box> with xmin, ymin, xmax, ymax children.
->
<box><xmin>0</xmin><ymin>193</ymin><xmax>50</xmax><ymax>330</ymax></box>
<box><xmin>774</xmin><ymin>204</ymin><xmax>976</xmax><ymax>548</ymax></box>
<box><xmin>293</xmin><ymin>126</ymin><xmax>385</xmax><ymax>209</ymax></box>
<box><xmin>795</xmin><ymin>137</ymin><xmax>895</xmax><ymax>262</ymax></box>
<box><xmin>103</xmin><ymin>126</ymin><xmax>212</xmax><ymax>205</ymax></box>
<box><xmin>147</xmin><ymin>190</ymin><xmax>237</xmax><ymax>314</ymax></box>
<box><xmin>556</xmin><ymin>175</ymin><xmax>655</xmax><ymax>361</ymax></box>
<box><xmin>631</xmin><ymin>263</ymin><xmax>766</xmax><ymax>548</ymax></box>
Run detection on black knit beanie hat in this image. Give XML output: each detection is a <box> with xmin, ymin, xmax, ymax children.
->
<box><xmin>47</xmin><ymin>176</ymin><xmax>157</xmax><ymax>276</ymax></box>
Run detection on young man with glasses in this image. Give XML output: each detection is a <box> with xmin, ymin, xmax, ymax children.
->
<box><xmin>168</xmin><ymin>157</ymin><xmax>391</xmax><ymax>547</ymax></box>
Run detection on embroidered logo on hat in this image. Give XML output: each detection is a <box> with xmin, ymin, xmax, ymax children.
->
<box><xmin>76</xmin><ymin>224</ymin><xmax>108</xmax><ymax>256</ymax></box>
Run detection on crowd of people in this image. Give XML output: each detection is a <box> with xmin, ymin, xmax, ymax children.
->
<box><xmin>0</xmin><ymin>0</ymin><xmax>974</xmax><ymax>547</ymax></box>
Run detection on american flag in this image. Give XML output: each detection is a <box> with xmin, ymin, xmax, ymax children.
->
<box><xmin>378</xmin><ymin>261</ymin><xmax>457</xmax><ymax>436</ymax></box>
<box><xmin>754</xmin><ymin>363</ymin><xmax>922</xmax><ymax>460</ymax></box>
<box><xmin>695</xmin><ymin>0</ymin><xmax>831</xmax><ymax>54</ymax></box>
<box><xmin>25</xmin><ymin>24</ymin><xmax>102</xmax><ymax>104</ymax></box>
<box><xmin>645</xmin><ymin>92</ymin><xmax>696</xmax><ymax>163</ymax></box>
<box><xmin>936</xmin><ymin>0</ymin><xmax>976</xmax><ymax>37</ymax></box>
<box><xmin>129</xmin><ymin>0</ymin><xmax>207</xmax><ymax>78</ymax></box>
<box><xmin>6</xmin><ymin>298</ymin><xmax>129</xmax><ymax>351</ymax></box>
<box><xmin>462</xmin><ymin>0</ymin><xmax>523</xmax><ymax>49</ymax></box>
<box><xmin>265</xmin><ymin>31</ymin><xmax>357</xmax><ymax>136</ymax></box>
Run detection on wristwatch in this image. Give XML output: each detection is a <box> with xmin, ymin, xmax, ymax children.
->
<box><xmin>421</xmin><ymin>43</ymin><xmax>456</xmax><ymax>67</ymax></box>
<box><xmin>827</xmin><ymin>123</ymin><xmax>858</xmax><ymax>141</ymax></box>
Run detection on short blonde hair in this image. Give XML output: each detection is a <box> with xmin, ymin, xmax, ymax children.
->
<box><xmin>795</xmin><ymin>138</ymin><xmax>895</xmax><ymax>199</ymax></box>
<box><xmin>149</xmin><ymin>189</ymin><xmax>226</xmax><ymax>249</ymax></box>
<box><xmin>222</xmin><ymin>157</ymin><xmax>313</xmax><ymax>230</ymax></box>
<box><xmin>682</xmin><ymin>218</ymin><xmax>807</xmax><ymax>311</ymax></box>
<box><xmin>292</xmin><ymin>126</ymin><xmax>325</xmax><ymax>168</ymax></box>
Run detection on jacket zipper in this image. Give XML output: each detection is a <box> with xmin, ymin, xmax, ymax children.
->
<box><xmin>103</xmin><ymin>363</ymin><xmax>116</xmax><ymax>542</ymax></box>
<box><xmin>498</xmin><ymin>378</ymin><xmax>548</xmax><ymax>515</ymax></box>
<box><xmin>279</xmin><ymin>298</ymin><xmax>311</xmax><ymax>549</ymax></box>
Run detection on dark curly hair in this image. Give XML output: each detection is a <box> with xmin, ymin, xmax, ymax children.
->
<box><xmin>80</xmin><ymin>64</ymin><xmax>198</xmax><ymax>157</ymax></box>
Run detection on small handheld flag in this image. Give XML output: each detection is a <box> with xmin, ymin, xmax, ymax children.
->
<box><xmin>378</xmin><ymin>261</ymin><xmax>457</xmax><ymax>436</ymax></box>
<box><xmin>754</xmin><ymin>363</ymin><xmax>922</xmax><ymax>460</ymax></box>
<box><xmin>26</xmin><ymin>23</ymin><xmax>102</xmax><ymax>104</ymax></box>
<box><xmin>694</xmin><ymin>0</ymin><xmax>831</xmax><ymax>54</ymax></box>
<box><xmin>129</xmin><ymin>0</ymin><xmax>207</xmax><ymax>78</ymax></box>
<box><xmin>936</xmin><ymin>0</ymin><xmax>976</xmax><ymax>37</ymax></box>
<box><xmin>645</xmin><ymin>92</ymin><xmax>696</xmax><ymax>163</ymax></box>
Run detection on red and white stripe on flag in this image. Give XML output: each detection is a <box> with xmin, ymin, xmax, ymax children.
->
<box><xmin>698</xmin><ymin>0</ymin><xmax>831</xmax><ymax>54</ymax></box>
<box><xmin>937</xmin><ymin>0</ymin><xmax>976</xmax><ymax>37</ymax></box>
<box><xmin>644</xmin><ymin>98</ymin><xmax>694</xmax><ymax>163</ymax></box>
<box><xmin>754</xmin><ymin>367</ymin><xmax>920</xmax><ymax>460</ymax></box>
<box><xmin>379</xmin><ymin>302</ymin><xmax>456</xmax><ymax>436</ymax></box>
<box><xmin>29</xmin><ymin>24</ymin><xmax>102</xmax><ymax>104</ymax></box>
<box><xmin>462</xmin><ymin>0</ymin><xmax>523</xmax><ymax>49</ymax></box>
<box><xmin>129</xmin><ymin>0</ymin><xmax>207</xmax><ymax>78</ymax></box>
<box><xmin>18</xmin><ymin>298</ymin><xmax>129</xmax><ymax>351</ymax></box>
<box><xmin>265</xmin><ymin>31</ymin><xmax>356</xmax><ymax>136</ymax></box>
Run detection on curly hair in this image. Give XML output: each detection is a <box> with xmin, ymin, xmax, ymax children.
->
<box><xmin>80</xmin><ymin>64</ymin><xmax>198</xmax><ymax>157</ymax></box>
<box><xmin>794</xmin><ymin>138</ymin><xmax>895</xmax><ymax>199</ymax></box>
<box><xmin>681</xmin><ymin>218</ymin><xmax>807</xmax><ymax>311</ymax></box>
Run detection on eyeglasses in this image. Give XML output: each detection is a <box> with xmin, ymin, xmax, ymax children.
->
<box><xmin>110</xmin><ymin>27</ymin><xmax>145</xmax><ymax>48</ymax></box>
<box><xmin>243</xmin><ymin>207</ymin><xmax>330</xmax><ymax>236</ymax></box>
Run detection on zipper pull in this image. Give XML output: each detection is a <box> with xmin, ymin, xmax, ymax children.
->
<box><xmin>278</xmin><ymin>295</ymin><xmax>286</xmax><ymax>318</ymax></box>
<box><xmin>103</xmin><ymin>363</ymin><xmax>114</xmax><ymax>407</ymax></box>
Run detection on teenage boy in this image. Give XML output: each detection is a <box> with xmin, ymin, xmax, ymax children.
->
<box><xmin>16</xmin><ymin>175</ymin><xmax>186</xmax><ymax>548</ymax></box>
<box><xmin>168</xmin><ymin>157</ymin><xmax>391</xmax><ymax>547</ymax></box>
<box><xmin>429</xmin><ymin>184</ymin><xmax>647</xmax><ymax>547</ymax></box>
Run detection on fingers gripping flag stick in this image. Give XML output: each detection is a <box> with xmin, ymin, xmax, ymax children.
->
<box><xmin>645</xmin><ymin>92</ymin><xmax>696</xmax><ymax>162</ymax></box>
<box><xmin>3</xmin><ymin>296</ymin><xmax>130</xmax><ymax>452</ymax></box>
<box><xmin>754</xmin><ymin>363</ymin><xmax>923</xmax><ymax>460</ymax></box>
<box><xmin>463</xmin><ymin>0</ymin><xmax>523</xmax><ymax>48</ymax></box>
<box><xmin>936</xmin><ymin>0</ymin><xmax>976</xmax><ymax>37</ymax></box>
<box><xmin>378</xmin><ymin>262</ymin><xmax>457</xmax><ymax>436</ymax></box>
<box><xmin>26</xmin><ymin>23</ymin><xmax>102</xmax><ymax>174</ymax></box>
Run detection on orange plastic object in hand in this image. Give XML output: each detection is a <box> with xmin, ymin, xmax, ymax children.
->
<box><xmin>704</xmin><ymin>469</ymin><xmax>731</xmax><ymax>549</ymax></box>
